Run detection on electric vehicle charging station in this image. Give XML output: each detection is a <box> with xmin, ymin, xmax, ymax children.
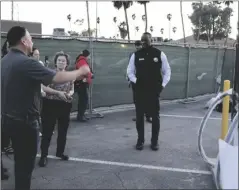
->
<box><xmin>197</xmin><ymin>7</ymin><xmax>239</xmax><ymax>188</ymax></box>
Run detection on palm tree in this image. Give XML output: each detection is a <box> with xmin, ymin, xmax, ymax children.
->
<box><xmin>113</xmin><ymin>1</ymin><xmax>133</xmax><ymax>41</ymax></box>
<box><xmin>132</xmin><ymin>14</ymin><xmax>136</xmax><ymax>37</ymax></box>
<box><xmin>172</xmin><ymin>27</ymin><xmax>177</xmax><ymax>39</ymax></box>
<box><xmin>113</xmin><ymin>17</ymin><xmax>118</xmax><ymax>38</ymax></box>
<box><xmin>118</xmin><ymin>22</ymin><xmax>128</xmax><ymax>40</ymax></box>
<box><xmin>180</xmin><ymin>0</ymin><xmax>186</xmax><ymax>44</ymax></box>
<box><xmin>167</xmin><ymin>13</ymin><xmax>172</xmax><ymax>39</ymax></box>
<box><xmin>96</xmin><ymin>17</ymin><xmax>100</xmax><ymax>38</ymax></box>
<box><xmin>74</xmin><ymin>19</ymin><xmax>84</xmax><ymax>34</ymax></box>
<box><xmin>135</xmin><ymin>26</ymin><xmax>139</xmax><ymax>32</ymax></box>
<box><xmin>67</xmin><ymin>14</ymin><xmax>72</xmax><ymax>32</ymax></box>
<box><xmin>137</xmin><ymin>1</ymin><xmax>149</xmax><ymax>32</ymax></box>
<box><xmin>80</xmin><ymin>28</ymin><xmax>96</xmax><ymax>37</ymax></box>
<box><xmin>150</xmin><ymin>26</ymin><xmax>153</xmax><ymax>33</ymax></box>
<box><xmin>160</xmin><ymin>28</ymin><xmax>164</xmax><ymax>35</ymax></box>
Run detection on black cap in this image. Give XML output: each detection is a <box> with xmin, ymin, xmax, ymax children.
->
<box><xmin>82</xmin><ymin>49</ymin><xmax>90</xmax><ymax>57</ymax></box>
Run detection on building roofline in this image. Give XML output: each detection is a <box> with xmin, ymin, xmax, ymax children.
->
<box><xmin>1</xmin><ymin>19</ymin><xmax>42</xmax><ymax>25</ymax></box>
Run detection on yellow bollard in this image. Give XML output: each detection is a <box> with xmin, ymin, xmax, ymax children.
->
<box><xmin>220</xmin><ymin>80</ymin><xmax>231</xmax><ymax>140</ymax></box>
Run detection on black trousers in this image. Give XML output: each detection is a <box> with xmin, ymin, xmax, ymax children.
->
<box><xmin>77</xmin><ymin>85</ymin><xmax>88</xmax><ymax>118</ymax></box>
<box><xmin>1</xmin><ymin>122</ymin><xmax>10</xmax><ymax>176</ymax></box>
<box><xmin>40</xmin><ymin>98</ymin><xmax>72</xmax><ymax>157</ymax></box>
<box><xmin>135</xmin><ymin>89</ymin><xmax>160</xmax><ymax>144</ymax></box>
<box><xmin>2</xmin><ymin>115</ymin><xmax>39</xmax><ymax>190</ymax></box>
<box><xmin>131</xmin><ymin>83</ymin><xmax>151</xmax><ymax>119</ymax></box>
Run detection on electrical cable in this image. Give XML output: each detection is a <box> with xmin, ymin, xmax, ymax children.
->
<box><xmin>197</xmin><ymin>88</ymin><xmax>238</xmax><ymax>189</ymax></box>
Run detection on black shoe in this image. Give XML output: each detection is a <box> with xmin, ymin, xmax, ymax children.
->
<box><xmin>146</xmin><ymin>117</ymin><xmax>152</xmax><ymax>123</ymax></box>
<box><xmin>132</xmin><ymin>118</ymin><xmax>136</xmax><ymax>121</ymax></box>
<box><xmin>135</xmin><ymin>140</ymin><xmax>144</xmax><ymax>150</ymax></box>
<box><xmin>1</xmin><ymin>172</ymin><xmax>9</xmax><ymax>180</ymax></box>
<box><xmin>56</xmin><ymin>154</ymin><xmax>69</xmax><ymax>161</ymax></box>
<box><xmin>150</xmin><ymin>143</ymin><xmax>159</xmax><ymax>151</ymax></box>
<box><xmin>38</xmin><ymin>156</ymin><xmax>48</xmax><ymax>167</ymax></box>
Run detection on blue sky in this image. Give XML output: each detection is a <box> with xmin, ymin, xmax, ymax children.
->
<box><xmin>1</xmin><ymin>1</ymin><xmax>238</xmax><ymax>40</ymax></box>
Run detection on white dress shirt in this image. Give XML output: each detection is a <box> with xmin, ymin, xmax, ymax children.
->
<box><xmin>127</xmin><ymin>51</ymin><xmax>171</xmax><ymax>87</ymax></box>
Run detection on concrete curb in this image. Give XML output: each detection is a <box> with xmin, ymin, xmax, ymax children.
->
<box><xmin>70</xmin><ymin>93</ymin><xmax>215</xmax><ymax>119</ymax></box>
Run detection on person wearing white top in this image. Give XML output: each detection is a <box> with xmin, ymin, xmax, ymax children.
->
<box><xmin>127</xmin><ymin>32</ymin><xmax>171</xmax><ymax>151</ymax></box>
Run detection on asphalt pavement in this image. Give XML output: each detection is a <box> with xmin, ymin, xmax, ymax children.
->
<box><xmin>2</xmin><ymin>99</ymin><xmax>223</xmax><ymax>189</ymax></box>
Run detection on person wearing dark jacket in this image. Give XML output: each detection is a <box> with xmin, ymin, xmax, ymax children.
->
<box><xmin>1</xmin><ymin>40</ymin><xmax>12</xmax><ymax>181</ymax></box>
<box><xmin>75</xmin><ymin>50</ymin><xmax>93</xmax><ymax>122</ymax></box>
<box><xmin>127</xmin><ymin>32</ymin><xmax>171</xmax><ymax>151</ymax></box>
<box><xmin>1</xmin><ymin>26</ymin><xmax>90</xmax><ymax>190</ymax></box>
<box><xmin>127</xmin><ymin>40</ymin><xmax>152</xmax><ymax>123</ymax></box>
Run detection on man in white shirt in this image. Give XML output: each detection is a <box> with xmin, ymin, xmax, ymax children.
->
<box><xmin>127</xmin><ymin>32</ymin><xmax>171</xmax><ymax>151</ymax></box>
<box><xmin>127</xmin><ymin>40</ymin><xmax>152</xmax><ymax>123</ymax></box>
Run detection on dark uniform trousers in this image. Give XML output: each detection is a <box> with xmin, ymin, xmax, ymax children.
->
<box><xmin>40</xmin><ymin>98</ymin><xmax>72</xmax><ymax>157</ymax></box>
<box><xmin>2</xmin><ymin>114</ymin><xmax>39</xmax><ymax>190</ymax></box>
<box><xmin>131</xmin><ymin>83</ymin><xmax>151</xmax><ymax>119</ymax></box>
<box><xmin>135</xmin><ymin>88</ymin><xmax>160</xmax><ymax>144</ymax></box>
<box><xmin>76</xmin><ymin>83</ymin><xmax>89</xmax><ymax>118</ymax></box>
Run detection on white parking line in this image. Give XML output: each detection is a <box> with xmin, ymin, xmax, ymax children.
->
<box><xmin>96</xmin><ymin>109</ymin><xmax>222</xmax><ymax>120</ymax></box>
<box><xmin>160</xmin><ymin>114</ymin><xmax>222</xmax><ymax>120</ymax></box>
<box><xmin>37</xmin><ymin>154</ymin><xmax>211</xmax><ymax>175</ymax></box>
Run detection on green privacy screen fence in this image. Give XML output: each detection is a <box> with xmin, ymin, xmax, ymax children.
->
<box><xmin>1</xmin><ymin>36</ymin><xmax>235</xmax><ymax>111</ymax></box>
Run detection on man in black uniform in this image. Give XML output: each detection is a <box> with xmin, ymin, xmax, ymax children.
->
<box><xmin>127</xmin><ymin>32</ymin><xmax>171</xmax><ymax>151</ymax></box>
<box><xmin>127</xmin><ymin>41</ymin><xmax>152</xmax><ymax>123</ymax></box>
<box><xmin>1</xmin><ymin>26</ymin><xmax>90</xmax><ymax>190</ymax></box>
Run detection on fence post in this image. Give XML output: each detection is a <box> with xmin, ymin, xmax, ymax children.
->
<box><xmin>86</xmin><ymin>36</ymin><xmax>104</xmax><ymax>119</ymax></box>
<box><xmin>0</xmin><ymin>1</ymin><xmax>1</xmax><ymax>59</ymax></box>
<box><xmin>182</xmin><ymin>44</ymin><xmax>196</xmax><ymax>103</ymax></box>
<box><xmin>214</xmin><ymin>47</ymin><xmax>221</xmax><ymax>93</ymax></box>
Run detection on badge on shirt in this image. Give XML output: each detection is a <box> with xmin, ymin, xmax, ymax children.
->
<box><xmin>153</xmin><ymin>57</ymin><xmax>158</xmax><ymax>62</ymax></box>
<box><xmin>139</xmin><ymin>58</ymin><xmax>145</xmax><ymax>61</ymax></box>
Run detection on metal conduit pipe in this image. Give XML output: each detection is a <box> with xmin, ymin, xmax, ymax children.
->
<box><xmin>197</xmin><ymin>89</ymin><xmax>233</xmax><ymax>167</ymax></box>
<box><xmin>197</xmin><ymin>88</ymin><xmax>238</xmax><ymax>189</ymax></box>
<box><xmin>214</xmin><ymin>113</ymin><xmax>238</xmax><ymax>189</ymax></box>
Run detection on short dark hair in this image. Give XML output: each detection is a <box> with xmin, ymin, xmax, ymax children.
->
<box><xmin>7</xmin><ymin>26</ymin><xmax>27</xmax><ymax>47</ymax></box>
<box><xmin>54</xmin><ymin>51</ymin><xmax>70</xmax><ymax>66</ymax></box>
<box><xmin>143</xmin><ymin>32</ymin><xmax>152</xmax><ymax>37</ymax></box>
<box><xmin>29</xmin><ymin>47</ymin><xmax>39</xmax><ymax>57</ymax></box>
<box><xmin>1</xmin><ymin>40</ymin><xmax>8</xmax><ymax>58</ymax></box>
<box><xmin>82</xmin><ymin>49</ymin><xmax>90</xmax><ymax>57</ymax></box>
<box><xmin>135</xmin><ymin>40</ymin><xmax>141</xmax><ymax>46</ymax></box>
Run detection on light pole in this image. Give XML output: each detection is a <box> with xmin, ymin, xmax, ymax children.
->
<box><xmin>0</xmin><ymin>0</ymin><xmax>1</xmax><ymax>59</ymax></box>
<box><xmin>11</xmin><ymin>0</ymin><xmax>14</xmax><ymax>20</ymax></box>
<box><xmin>95</xmin><ymin>0</ymin><xmax>98</xmax><ymax>39</ymax></box>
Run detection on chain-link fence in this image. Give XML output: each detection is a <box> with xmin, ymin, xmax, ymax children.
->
<box><xmin>1</xmin><ymin>35</ymin><xmax>236</xmax><ymax>111</ymax></box>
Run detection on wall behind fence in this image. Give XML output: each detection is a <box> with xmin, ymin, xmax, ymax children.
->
<box><xmin>1</xmin><ymin>36</ymin><xmax>235</xmax><ymax>110</ymax></box>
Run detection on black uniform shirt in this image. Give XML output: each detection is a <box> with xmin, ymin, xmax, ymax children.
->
<box><xmin>127</xmin><ymin>46</ymin><xmax>171</xmax><ymax>89</ymax></box>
